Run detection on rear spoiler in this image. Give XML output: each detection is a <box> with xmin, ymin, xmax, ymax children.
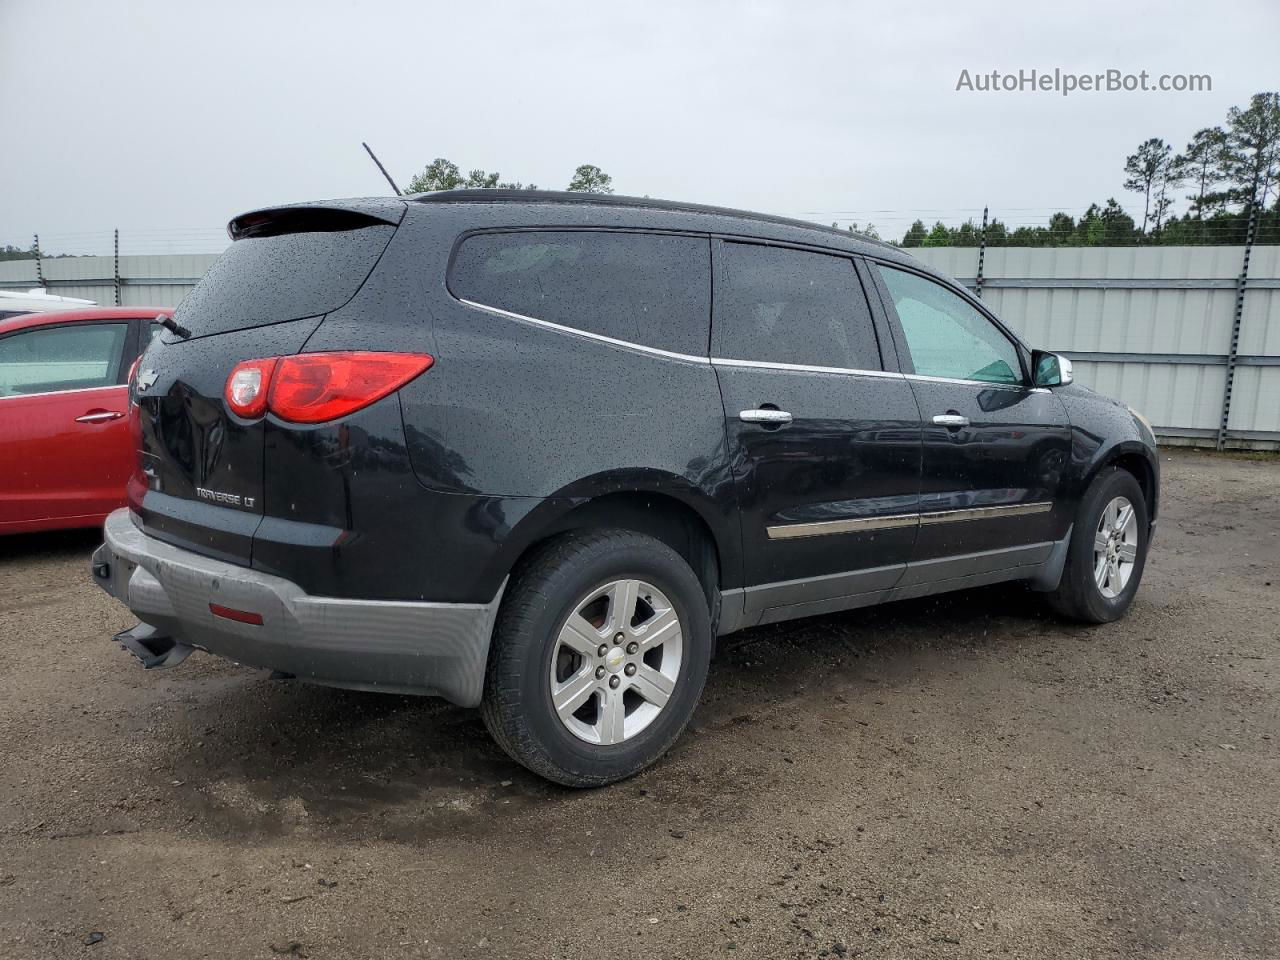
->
<box><xmin>228</xmin><ymin>198</ymin><xmax>406</xmax><ymax>240</ymax></box>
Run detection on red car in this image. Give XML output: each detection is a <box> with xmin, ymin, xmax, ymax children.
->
<box><xmin>0</xmin><ymin>307</ymin><xmax>171</xmax><ymax>534</ymax></box>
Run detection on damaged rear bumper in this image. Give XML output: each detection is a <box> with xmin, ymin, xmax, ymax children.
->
<box><xmin>91</xmin><ymin>508</ymin><xmax>504</xmax><ymax>706</ymax></box>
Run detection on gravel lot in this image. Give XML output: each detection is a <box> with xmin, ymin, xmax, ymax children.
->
<box><xmin>1</xmin><ymin>449</ymin><xmax>1277</xmax><ymax>959</ymax></box>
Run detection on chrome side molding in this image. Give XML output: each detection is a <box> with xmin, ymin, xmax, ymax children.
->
<box><xmin>767</xmin><ymin>501</ymin><xmax>1053</xmax><ymax>540</ymax></box>
<box><xmin>918</xmin><ymin>501</ymin><xmax>1052</xmax><ymax>525</ymax></box>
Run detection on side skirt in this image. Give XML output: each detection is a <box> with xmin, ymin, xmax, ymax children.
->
<box><xmin>718</xmin><ymin>537</ymin><xmax>1068</xmax><ymax>636</ymax></box>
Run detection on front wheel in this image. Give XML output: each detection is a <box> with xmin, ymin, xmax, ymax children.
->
<box><xmin>481</xmin><ymin>529</ymin><xmax>712</xmax><ymax>787</ymax></box>
<box><xmin>1046</xmin><ymin>467</ymin><xmax>1150</xmax><ymax>623</ymax></box>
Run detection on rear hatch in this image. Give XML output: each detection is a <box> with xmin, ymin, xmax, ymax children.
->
<box><xmin>131</xmin><ymin>201</ymin><xmax>404</xmax><ymax>564</ymax></box>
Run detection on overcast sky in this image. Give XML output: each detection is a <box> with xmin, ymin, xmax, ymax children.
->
<box><xmin>2</xmin><ymin>0</ymin><xmax>1276</xmax><ymax>253</ymax></box>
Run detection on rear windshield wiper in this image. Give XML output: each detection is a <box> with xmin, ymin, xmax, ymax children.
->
<box><xmin>154</xmin><ymin>314</ymin><xmax>191</xmax><ymax>339</ymax></box>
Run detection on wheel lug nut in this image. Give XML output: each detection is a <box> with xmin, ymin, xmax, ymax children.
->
<box><xmin>624</xmin><ymin>663</ymin><xmax>637</xmax><ymax>676</ymax></box>
<box><xmin>626</xmin><ymin>642</ymin><xmax>638</xmax><ymax>655</ymax></box>
<box><xmin>595</xmin><ymin>666</ymin><xmax>606</xmax><ymax>679</ymax></box>
<box><xmin>609</xmin><ymin>675</ymin><xmax>620</xmax><ymax>689</ymax></box>
<box><xmin>614</xmin><ymin>632</ymin><xmax>625</xmax><ymax>642</ymax></box>
<box><xmin>597</xmin><ymin>643</ymin><xmax>608</xmax><ymax>657</ymax></box>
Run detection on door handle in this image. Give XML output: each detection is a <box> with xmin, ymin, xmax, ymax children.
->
<box><xmin>739</xmin><ymin>408</ymin><xmax>793</xmax><ymax>425</ymax></box>
<box><xmin>75</xmin><ymin>411</ymin><xmax>124</xmax><ymax>423</ymax></box>
<box><xmin>932</xmin><ymin>414</ymin><xmax>970</xmax><ymax>429</ymax></box>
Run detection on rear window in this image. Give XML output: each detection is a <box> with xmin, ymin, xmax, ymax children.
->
<box><xmin>713</xmin><ymin>242</ymin><xmax>882</xmax><ymax>371</ymax></box>
<box><xmin>449</xmin><ymin>231</ymin><xmax>711</xmax><ymax>356</ymax></box>
<box><xmin>172</xmin><ymin>224</ymin><xmax>396</xmax><ymax>337</ymax></box>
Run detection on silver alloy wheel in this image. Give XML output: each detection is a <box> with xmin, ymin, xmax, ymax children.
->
<box><xmin>549</xmin><ymin>578</ymin><xmax>684</xmax><ymax>745</ymax></box>
<box><xmin>1093</xmin><ymin>495</ymin><xmax>1139</xmax><ymax>599</ymax></box>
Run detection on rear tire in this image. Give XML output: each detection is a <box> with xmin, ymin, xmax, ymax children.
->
<box><xmin>481</xmin><ymin>529</ymin><xmax>712</xmax><ymax>787</ymax></box>
<box><xmin>1046</xmin><ymin>467</ymin><xmax>1149</xmax><ymax>623</ymax></box>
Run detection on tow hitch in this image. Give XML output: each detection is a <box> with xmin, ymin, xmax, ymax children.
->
<box><xmin>114</xmin><ymin>623</ymin><xmax>193</xmax><ymax>669</ymax></box>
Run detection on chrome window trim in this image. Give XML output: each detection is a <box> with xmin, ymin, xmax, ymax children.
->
<box><xmin>712</xmin><ymin>357</ymin><xmax>901</xmax><ymax>379</ymax></box>
<box><xmin>455</xmin><ymin>298</ymin><xmax>712</xmax><ymax>365</ymax></box>
<box><xmin>903</xmin><ymin>373</ymin><xmax>1028</xmax><ymax>390</ymax></box>
<box><xmin>0</xmin><ymin>383</ymin><xmax>127</xmax><ymax>402</ymax></box>
<box><xmin>767</xmin><ymin>500</ymin><xmax>1052</xmax><ymax>540</ymax></box>
<box><xmin>455</xmin><ymin>299</ymin><xmax>906</xmax><ymax>378</ymax></box>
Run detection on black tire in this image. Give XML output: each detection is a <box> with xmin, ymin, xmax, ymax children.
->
<box><xmin>481</xmin><ymin>529</ymin><xmax>712</xmax><ymax>787</ymax></box>
<box><xmin>1046</xmin><ymin>467</ymin><xmax>1150</xmax><ymax>623</ymax></box>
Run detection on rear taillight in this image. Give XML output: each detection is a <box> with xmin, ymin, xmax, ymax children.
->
<box><xmin>223</xmin><ymin>352</ymin><xmax>433</xmax><ymax>423</ymax></box>
<box><xmin>225</xmin><ymin>358</ymin><xmax>278</xmax><ymax>419</ymax></box>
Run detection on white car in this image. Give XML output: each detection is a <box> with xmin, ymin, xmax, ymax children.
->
<box><xmin>0</xmin><ymin>288</ymin><xmax>97</xmax><ymax>320</ymax></box>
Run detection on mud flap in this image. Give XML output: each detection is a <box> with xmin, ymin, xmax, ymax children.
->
<box><xmin>1028</xmin><ymin>524</ymin><xmax>1073</xmax><ymax>592</ymax></box>
<box><xmin>114</xmin><ymin>623</ymin><xmax>194</xmax><ymax>670</ymax></box>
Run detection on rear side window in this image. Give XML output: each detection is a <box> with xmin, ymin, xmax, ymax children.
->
<box><xmin>0</xmin><ymin>322</ymin><xmax>128</xmax><ymax>396</ymax></box>
<box><xmin>449</xmin><ymin>231</ymin><xmax>711</xmax><ymax>356</ymax></box>
<box><xmin>173</xmin><ymin>224</ymin><xmax>396</xmax><ymax>337</ymax></box>
<box><xmin>713</xmin><ymin>243</ymin><xmax>881</xmax><ymax>370</ymax></box>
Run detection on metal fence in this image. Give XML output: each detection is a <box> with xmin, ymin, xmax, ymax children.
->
<box><xmin>0</xmin><ymin>253</ymin><xmax>219</xmax><ymax>309</ymax></box>
<box><xmin>906</xmin><ymin>244</ymin><xmax>1279</xmax><ymax>448</ymax></box>
<box><xmin>3</xmin><ymin>242</ymin><xmax>1277</xmax><ymax>448</ymax></box>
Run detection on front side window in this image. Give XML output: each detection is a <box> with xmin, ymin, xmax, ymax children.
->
<box><xmin>449</xmin><ymin>231</ymin><xmax>710</xmax><ymax>356</ymax></box>
<box><xmin>713</xmin><ymin>243</ymin><xmax>881</xmax><ymax>370</ymax></box>
<box><xmin>0</xmin><ymin>323</ymin><xmax>128</xmax><ymax>397</ymax></box>
<box><xmin>877</xmin><ymin>265</ymin><xmax>1022</xmax><ymax>384</ymax></box>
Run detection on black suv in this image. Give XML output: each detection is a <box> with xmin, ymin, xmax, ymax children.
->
<box><xmin>92</xmin><ymin>191</ymin><xmax>1158</xmax><ymax>786</ymax></box>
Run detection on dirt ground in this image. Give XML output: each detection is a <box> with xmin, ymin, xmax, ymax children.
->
<box><xmin>1</xmin><ymin>449</ymin><xmax>1277</xmax><ymax>960</ymax></box>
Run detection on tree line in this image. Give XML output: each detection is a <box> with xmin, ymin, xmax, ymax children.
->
<box><xmin>900</xmin><ymin>91</ymin><xmax>1280</xmax><ymax>247</ymax></box>
<box><xmin>0</xmin><ymin>244</ymin><xmax>75</xmax><ymax>263</ymax></box>
<box><xmin>404</xmin><ymin>160</ymin><xmax>613</xmax><ymax>195</ymax></box>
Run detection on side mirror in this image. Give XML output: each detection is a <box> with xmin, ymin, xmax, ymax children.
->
<box><xmin>1033</xmin><ymin>351</ymin><xmax>1073</xmax><ymax>388</ymax></box>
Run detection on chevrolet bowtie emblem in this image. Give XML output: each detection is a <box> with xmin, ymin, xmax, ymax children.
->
<box><xmin>136</xmin><ymin>369</ymin><xmax>158</xmax><ymax>391</ymax></box>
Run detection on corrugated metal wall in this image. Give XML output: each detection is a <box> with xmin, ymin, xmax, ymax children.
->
<box><xmin>3</xmin><ymin>245</ymin><xmax>1277</xmax><ymax>444</ymax></box>
<box><xmin>0</xmin><ymin>254</ymin><xmax>218</xmax><ymax>308</ymax></box>
<box><xmin>903</xmin><ymin>245</ymin><xmax>1278</xmax><ymax>445</ymax></box>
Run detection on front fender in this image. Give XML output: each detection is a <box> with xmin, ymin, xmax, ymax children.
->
<box><xmin>1057</xmin><ymin>385</ymin><xmax>1160</xmax><ymax>525</ymax></box>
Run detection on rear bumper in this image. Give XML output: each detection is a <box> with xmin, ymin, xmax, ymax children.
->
<box><xmin>91</xmin><ymin>509</ymin><xmax>504</xmax><ymax>706</ymax></box>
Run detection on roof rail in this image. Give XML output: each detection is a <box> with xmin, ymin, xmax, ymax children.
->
<box><xmin>409</xmin><ymin>189</ymin><xmax>896</xmax><ymax>250</ymax></box>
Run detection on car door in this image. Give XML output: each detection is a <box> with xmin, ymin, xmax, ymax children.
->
<box><xmin>868</xmin><ymin>261</ymin><xmax>1072</xmax><ymax>579</ymax></box>
<box><xmin>712</xmin><ymin>240</ymin><xmax>922</xmax><ymax>627</ymax></box>
<box><xmin>0</xmin><ymin>319</ymin><xmax>135</xmax><ymax>531</ymax></box>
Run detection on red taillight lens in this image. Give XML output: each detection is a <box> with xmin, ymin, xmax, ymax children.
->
<box><xmin>224</xmin><ymin>358</ymin><xmax>278</xmax><ymax>419</ymax></box>
<box><xmin>222</xmin><ymin>352</ymin><xmax>433</xmax><ymax>423</ymax></box>
<box><xmin>268</xmin><ymin>352</ymin><xmax>433</xmax><ymax>423</ymax></box>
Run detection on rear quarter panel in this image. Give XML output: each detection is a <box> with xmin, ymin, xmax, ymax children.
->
<box><xmin>292</xmin><ymin>204</ymin><xmax>739</xmax><ymax>600</ymax></box>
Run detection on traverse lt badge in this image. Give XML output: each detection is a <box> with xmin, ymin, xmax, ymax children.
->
<box><xmin>195</xmin><ymin>487</ymin><xmax>256</xmax><ymax>509</ymax></box>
